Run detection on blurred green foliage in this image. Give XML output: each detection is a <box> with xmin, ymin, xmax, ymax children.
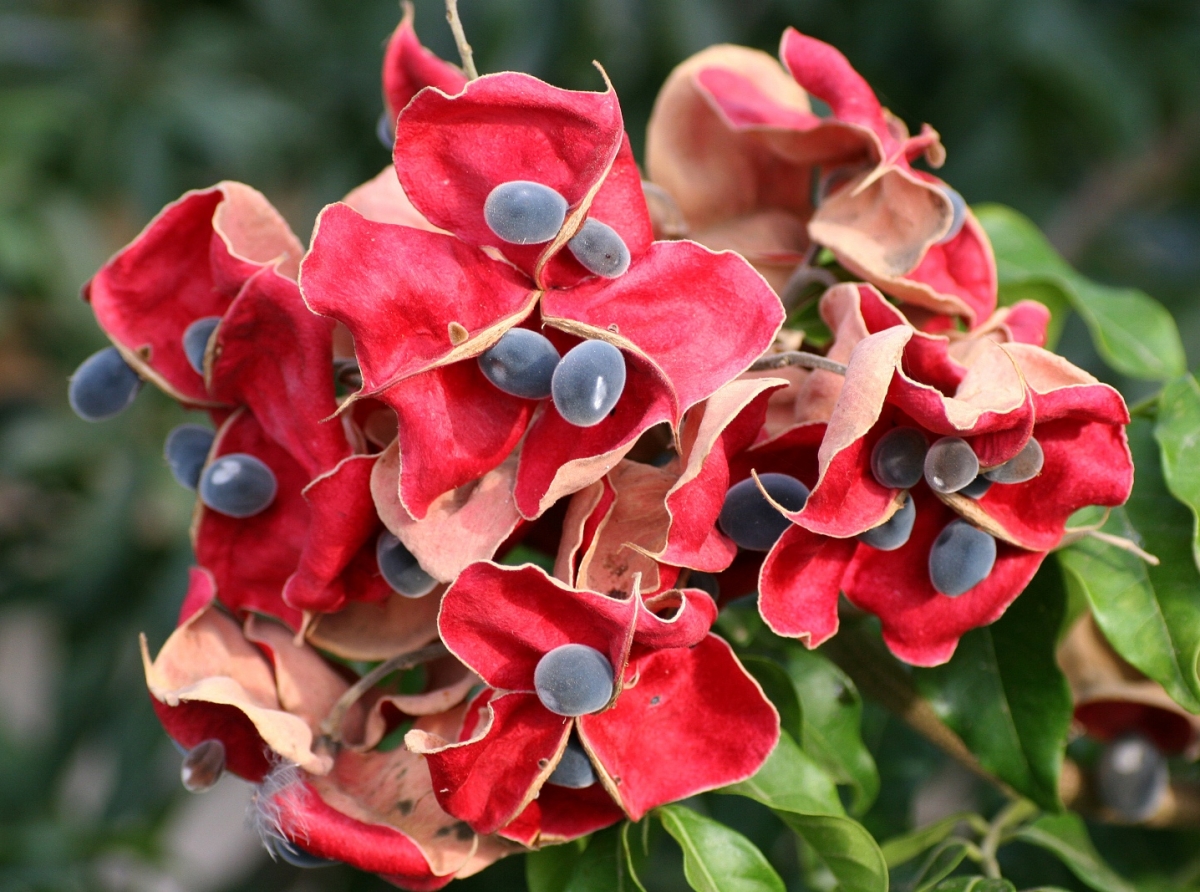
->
<box><xmin>3</xmin><ymin>0</ymin><xmax>1200</xmax><ymax>890</ymax></box>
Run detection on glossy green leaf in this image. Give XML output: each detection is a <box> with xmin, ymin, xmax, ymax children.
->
<box><xmin>913</xmin><ymin>561</ymin><xmax>1072</xmax><ymax>810</ymax></box>
<box><xmin>912</xmin><ymin>840</ymin><xmax>971</xmax><ymax>891</ymax></box>
<box><xmin>721</xmin><ymin>733</ymin><xmax>888</xmax><ymax>892</ymax></box>
<box><xmin>975</xmin><ymin>203</ymin><xmax>1184</xmax><ymax>380</ymax></box>
<box><xmin>930</xmin><ymin>880</ymin><xmax>1015</xmax><ymax>892</ymax></box>
<box><xmin>881</xmin><ymin>813</ymin><xmax>983</xmax><ymax>868</ymax></box>
<box><xmin>741</xmin><ymin>655</ymin><xmax>803</xmax><ymax>742</ymax></box>
<box><xmin>1154</xmin><ymin>373</ymin><xmax>1200</xmax><ymax>569</ymax></box>
<box><xmin>527</xmin><ymin>830</ymin><xmax>623</xmax><ymax>892</ymax></box>
<box><xmin>657</xmin><ymin>804</ymin><xmax>786</xmax><ymax>892</ymax></box>
<box><xmin>1014</xmin><ymin>813</ymin><xmax>1137</xmax><ymax>892</ymax></box>
<box><xmin>783</xmin><ymin>646</ymin><xmax>880</xmax><ymax>815</ymax></box>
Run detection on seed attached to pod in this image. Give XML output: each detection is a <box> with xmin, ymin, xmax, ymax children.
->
<box><xmin>376</xmin><ymin>531</ymin><xmax>437</xmax><ymax>598</ymax></box>
<box><xmin>181</xmin><ymin>738</ymin><xmax>226</xmax><ymax>793</ymax></box>
<box><xmin>484</xmin><ymin>181</ymin><xmax>568</xmax><ymax>244</ymax></box>
<box><xmin>924</xmin><ymin>437</ymin><xmax>979</xmax><ymax>494</ymax></box>
<box><xmin>928</xmin><ymin>519</ymin><xmax>996</xmax><ymax>596</ymax></box>
<box><xmin>546</xmin><ymin>735</ymin><xmax>597</xmax><ymax>789</ymax></box>
<box><xmin>1096</xmin><ymin>733</ymin><xmax>1169</xmax><ymax>822</ymax></box>
<box><xmin>68</xmin><ymin>346</ymin><xmax>143</xmax><ymax>422</ymax></box>
<box><xmin>871</xmin><ymin>427</ymin><xmax>928</xmax><ymax>489</ymax></box>
<box><xmin>567</xmin><ymin>218</ymin><xmax>630</xmax><ymax>278</ymax></box>
<box><xmin>199</xmin><ymin>453</ymin><xmax>277</xmax><ymax>518</ymax></box>
<box><xmin>534</xmin><ymin>644</ymin><xmax>615</xmax><ymax>717</ymax></box>
<box><xmin>182</xmin><ymin>316</ymin><xmax>221</xmax><ymax>375</ymax></box>
<box><xmin>858</xmin><ymin>492</ymin><xmax>916</xmax><ymax>551</ymax></box>
<box><xmin>983</xmin><ymin>437</ymin><xmax>1044</xmax><ymax>484</ymax></box>
<box><xmin>477</xmin><ymin>328</ymin><xmax>560</xmax><ymax>399</ymax></box>
<box><xmin>164</xmin><ymin>424</ymin><xmax>215</xmax><ymax>490</ymax></box>
<box><xmin>936</xmin><ymin>185</ymin><xmax>968</xmax><ymax>244</ymax></box>
<box><xmin>718</xmin><ymin>473</ymin><xmax>809</xmax><ymax>552</ymax></box>
<box><xmin>550</xmin><ymin>340</ymin><xmax>627</xmax><ymax>427</ymax></box>
<box><xmin>959</xmin><ymin>475</ymin><xmax>993</xmax><ymax>499</ymax></box>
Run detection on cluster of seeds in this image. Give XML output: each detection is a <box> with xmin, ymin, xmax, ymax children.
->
<box><xmin>863</xmin><ymin>427</ymin><xmax>1044</xmax><ymax>596</ymax></box>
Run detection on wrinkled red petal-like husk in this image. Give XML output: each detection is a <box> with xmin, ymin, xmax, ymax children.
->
<box><xmin>778</xmin><ymin>28</ymin><xmax>893</xmax><ymax>154</ymax></box>
<box><xmin>342</xmin><ymin>167</ymin><xmax>442</xmax><ymax>231</ymax></box>
<box><xmin>536</xmin><ymin>136</ymin><xmax>655</xmax><ymax>290</ymax></box>
<box><xmin>421</xmin><ymin>692</ymin><xmax>571</xmax><ymax>835</ymax></box>
<box><xmin>759</xmin><ymin>524</ymin><xmax>856</xmax><ymax>644</ymax></box>
<box><xmin>636</xmin><ymin>589</ymin><xmax>717</xmax><ymax>650</ymax></box>
<box><xmin>301</xmin><ymin>204</ymin><xmax>538</xmax><ymax>393</ymax></box>
<box><xmin>499</xmin><ymin>782</ymin><xmax>625</xmax><ymax>846</ymax></box>
<box><xmin>178</xmin><ymin>565</ymin><xmax>218</xmax><ymax>624</ymax></box>
<box><xmin>284</xmin><ymin>455</ymin><xmax>391</xmax><ymax>614</ymax></box>
<box><xmin>210</xmin><ymin>266</ymin><xmax>347</xmax><ymax>478</ymax></box>
<box><xmin>580</xmin><ymin>636</ymin><xmax>779</xmax><ymax>820</ymax></box>
<box><xmin>384</xmin><ymin>362</ymin><xmax>533</xmax><ymax>519</ymax></box>
<box><xmin>438</xmin><ymin>563</ymin><xmax>636</xmax><ymax>692</ymax></box>
<box><xmin>85</xmin><ymin>184</ymin><xmax>301</xmax><ymax>405</ymax></box>
<box><xmin>542</xmin><ymin>240</ymin><xmax>784</xmax><ymax>413</ymax></box>
<box><xmin>1074</xmin><ymin>702</ymin><xmax>1196</xmax><ymax>756</ymax></box>
<box><xmin>393</xmin><ymin>72</ymin><xmax>624</xmax><ymax>267</ymax></box>
<box><xmin>382</xmin><ymin>5</ymin><xmax>467</xmax><ymax>120</ymax></box>
<box><xmin>194</xmin><ymin>412</ymin><xmax>307</xmax><ymax>629</ymax></box>
<box><xmin>514</xmin><ymin>349</ymin><xmax>676</xmax><ymax>519</ymax></box>
<box><xmin>273</xmin><ymin>782</ymin><xmax>452</xmax><ymax>890</ymax></box>
<box><xmin>841</xmin><ymin>488</ymin><xmax>1046</xmax><ymax>666</ymax></box>
<box><xmin>150</xmin><ymin>698</ymin><xmax>273</xmax><ymax>782</ymax></box>
<box><xmin>973</xmin><ymin>415</ymin><xmax>1133</xmax><ymax>551</ymax></box>
<box><xmin>999</xmin><ymin>300</ymin><xmax>1051</xmax><ymax>347</ymax></box>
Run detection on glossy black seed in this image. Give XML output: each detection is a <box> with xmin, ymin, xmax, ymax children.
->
<box><xmin>377</xmin><ymin>110</ymin><xmax>395</xmax><ymax>149</ymax></box>
<box><xmin>534</xmin><ymin>644</ymin><xmax>614</xmax><ymax>716</ymax></box>
<box><xmin>928</xmin><ymin>520</ymin><xmax>996</xmax><ymax>596</ymax></box>
<box><xmin>546</xmin><ymin>736</ymin><xmax>597</xmax><ymax>789</ymax></box>
<box><xmin>181</xmin><ymin>739</ymin><xmax>225</xmax><ymax>793</ymax></box>
<box><xmin>936</xmin><ymin>186</ymin><xmax>967</xmax><ymax>244</ymax></box>
<box><xmin>484</xmin><ymin>181</ymin><xmax>567</xmax><ymax>244</ymax></box>
<box><xmin>567</xmin><ymin>218</ymin><xmax>630</xmax><ymax>278</ymax></box>
<box><xmin>269</xmin><ymin>836</ymin><xmax>338</xmax><ymax>868</ymax></box>
<box><xmin>870</xmin><ymin>427</ymin><xmax>928</xmax><ymax>489</ymax></box>
<box><xmin>551</xmin><ymin>340</ymin><xmax>627</xmax><ymax>427</ymax></box>
<box><xmin>983</xmin><ymin>438</ymin><xmax>1044</xmax><ymax>484</ymax></box>
<box><xmin>376</xmin><ymin>531</ymin><xmax>437</xmax><ymax>598</ymax></box>
<box><xmin>924</xmin><ymin>437</ymin><xmax>979</xmax><ymax>494</ymax></box>
<box><xmin>687</xmin><ymin>571</ymin><xmax>720</xmax><ymax>600</ymax></box>
<box><xmin>718</xmin><ymin>473</ymin><xmax>809</xmax><ymax>552</ymax></box>
<box><xmin>858</xmin><ymin>492</ymin><xmax>916</xmax><ymax>551</ymax></box>
<box><xmin>183</xmin><ymin>316</ymin><xmax>221</xmax><ymax>375</ymax></box>
<box><xmin>959</xmin><ymin>476</ymin><xmax>993</xmax><ymax>499</ymax></box>
<box><xmin>1097</xmin><ymin>733</ymin><xmax>1169</xmax><ymax>822</ymax></box>
<box><xmin>477</xmin><ymin>329</ymin><xmax>560</xmax><ymax>399</ymax></box>
<box><xmin>68</xmin><ymin>346</ymin><xmax>143</xmax><ymax>422</ymax></box>
<box><xmin>199</xmin><ymin>453</ymin><xmax>277</xmax><ymax>518</ymax></box>
<box><xmin>164</xmin><ymin>424</ymin><xmax>215</xmax><ymax>490</ymax></box>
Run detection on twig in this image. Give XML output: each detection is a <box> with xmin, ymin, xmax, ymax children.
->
<box><xmin>319</xmin><ymin>641</ymin><xmax>449</xmax><ymax>743</ymax></box>
<box><xmin>780</xmin><ymin>261</ymin><xmax>838</xmax><ymax>312</ymax></box>
<box><xmin>748</xmin><ymin>351</ymin><xmax>848</xmax><ymax>375</ymax></box>
<box><xmin>979</xmin><ymin>800</ymin><xmax>1037</xmax><ymax>878</ymax></box>
<box><xmin>1084</xmin><ymin>529</ymin><xmax>1161</xmax><ymax>566</ymax></box>
<box><xmin>445</xmin><ymin>0</ymin><xmax>478</xmax><ymax>80</ymax></box>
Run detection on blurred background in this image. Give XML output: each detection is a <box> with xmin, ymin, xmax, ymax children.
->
<box><xmin>1</xmin><ymin>0</ymin><xmax>1199</xmax><ymax>890</ymax></box>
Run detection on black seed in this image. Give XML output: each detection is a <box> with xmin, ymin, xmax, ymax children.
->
<box><xmin>478</xmin><ymin>329</ymin><xmax>560</xmax><ymax>399</ymax></box>
<box><xmin>567</xmin><ymin>218</ymin><xmax>630</xmax><ymax>278</ymax></box>
<box><xmin>551</xmin><ymin>340</ymin><xmax>627</xmax><ymax>427</ymax></box>
<box><xmin>182</xmin><ymin>316</ymin><xmax>221</xmax><ymax>376</ymax></box>
<box><xmin>483</xmin><ymin>181</ymin><xmax>567</xmax><ymax>244</ymax></box>
<box><xmin>68</xmin><ymin>346</ymin><xmax>143</xmax><ymax>422</ymax></box>
<box><xmin>546</xmin><ymin>735</ymin><xmax>597</xmax><ymax>789</ymax></box>
<box><xmin>199</xmin><ymin>453</ymin><xmax>277</xmax><ymax>518</ymax></box>
<box><xmin>959</xmin><ymin>476</ymin><xmax>993</xmax><ymax>499</ymax></box>
<box><xmin>164</xmin><ymin>424</ymin><xmax>215</xmax><ymax>490</ymax></box>
<box><xmin>718</xmin><ymin>473</ymin><xmax>809</xmax><ymax>552</ymax></box>
<box><xmin>870</xmin><ymin>427</ymin><xmax>928</xmax><ymax>489</ymax></box>
<box><xmin>858</xmin><ymin>492</ymin><xmax>916</xmax><ymax>551</ymax></box>
<box><xmin>928</xmin><ymin>519</ymin><xmax>996</xmax><ymax>596</ymax></box>
<box><xmin>376</xmin><ymin>531</ymin><xmax>437</xmax><ymax>598</ymax></box>
<box><xmin>534</xmin><ymin>644</ymin><xmax>614</xmax><ymax>716</ymax></box>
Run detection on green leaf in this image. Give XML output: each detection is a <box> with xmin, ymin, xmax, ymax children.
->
<box><xmin>721</xmin><ymin>733</ymin><xmax>888</xmax><ymax>892</ymax></box>
<box><xmin>975</xmin><ymin>203</ymin><xmax>1185</xmax><ymax>380</ymax></box>
<box><xmin>783</xmin><ymin>646</ymin><xmax>880</xmax><ymax>815</ymax></box>
<box><xmin>723</xmin><ymin>730</ymin><xmax>844</xmax><ymax>816</ymax></box>
<box><xmin>657</xmin><ymin>804</ymin><xmax>786</xmax><ymax>892</ymax></box>
<box><xmin>1014</xmin><ymin>813</ymin><xmax>1137</xmax><ymax>892</ymax></box>
<box><xmin>912</xmin><ymin>840</ymin><xmax>971</xmax><ymax>891</ymax></box>
<box><xmin>913</xmin><ymin>561</ymin><xmax>1072</xmax><ymax>810</ymax></box>
<box><xmin>997</xmin><ymin>281</ymin><xmax>1070</xmax><ymax>351</ymax></box>
<box><xmin>1154</xmin><ymin>373</ymin><xmax>1200</xmax><ymax>570</ymax></box>
<box><xmin>880</xmin><ymin>813</ymin><xmax>983</xmax><ymax>868</ymax></box>
<box><xmin>741</xmin><ymin>655</ymin><xmax>803</xmax><ymax>742</ymax></box>
<box><xmin>526</xmin><ymin>830</ymin><xmax>624</xmax><ymax>892</ymax></box>
<box><xmin>1061</xmin><ymin>420</ymin><xmax>1200</xmax><ymax>713</ymax></box>
<box><xmin>930</xmin><ymin>880</ymin><xmax>1015</xmax><ymax>892</ymax></box>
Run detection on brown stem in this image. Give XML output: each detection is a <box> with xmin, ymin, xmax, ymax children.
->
<box><xmin>1084</xmin><ymin>530</ymin><xmax>1161</xmax><ymax>566</ymax></box>
<box><xmin>319</xmin><ymin>642</ymin><xmax>449</xmax><ymax>743</ymax></box>
<box><xmin>445</xmin><ymin>0</ymin><xmax>478</xmax><ymax>80</ymax></box>
<box><xmin>748</xmin><ymin>350</ymin><xmax>848</xmax><ymax>375</ymax></box>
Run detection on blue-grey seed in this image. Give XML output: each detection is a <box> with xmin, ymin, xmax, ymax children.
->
<box><xmin>936</xmin><ymin>186</ymin><xmax>967</xmax><ymax>244</ymax></box>
<box><xmin>377</xmin><ymin>110</ymin><xmax>395</xmax><ymax>150</ymax></box>
<box><xmin>718</xmin><ymin>473</ymin><xmax>809</xmax><ymax>552</ymax></box>
<box><xmin>478</xmin><ymin>329</ymin><xmax>560</xmax><ymax>399</ymax></box>
<box><xmin>870</xmin><ymin>427</ymin><xmax>928</xmax><ymax>489</ymax></box>
<box><xmin>164</xmin><ymin>424</ymin><xmax>215</xmax><ymax>490</ymax></box>
<box><xmin>484</xmin><ymin>181</ymin><xmax>567</xmax><ymax>245</ymax></box>
<box><xmin>924</xmin><ymin>436</ymin><xmax>979</xmax><ymax>494</ymax></box>
<box><xmin>181</xmin><ymin>739</ymin><xmax>225</xmax><ymax>793</ymax></box>
<box><xmin>546</xmin><ymin>736</ymin><xmax>597</xmax><ymax>789</ymax></box>
<box><xmin>959</xmin><ymin>476</ymin><xmax>993</xmax><ymax>499</ymax></box>
<box><xmin>68</xmin><ymin>346</ymin><xmax>143</xmax><ymax>422</ymax></box>
<box><xmin>928</xmin><ymin>519</ymin><xmax>996</xmax><ymax>596</ymax></box>
<box><xmin>534</xmin><ymin>644</ymin><xmax>614</xmax><ymax>716</ymax></box>
<box><xmin>199</xmin><ymin>453</ymin><xmax>277</xmax><ymax>518</ymax></box>
<box><xmin>858</xmin><ymin>492</ymin><xmax>916</xmax><ymax>551</ymax></box>
<box><xmin>688</xmin><ymin>571</ymin><xmax>720</xmax><ymax>600</ymax></box>
<box><xmin>1097</xmin><ymin>733</ymin><xmax>1169</xmax><ymax>822</ymax></box>
<box><xmin>567</xmin><ymin>218</ymin><xmax>630</xmax><ymax>278</ymax></box>
<box><xmin>983</xmin><ymin>437</ymin><xmax>1044</xmax><ymax>484</ymax></box>
<box><xmin>550</xmin><ymin>340</ymin><xmax>626</xmax><ymax>427</ymax></box>
<box><xmin>269</xmin><ymin>836</ymin><xmax>338</xmax><ymax>869</ymax></box>
<box><xmin>376</xmin><ymin>531</ymin><xmax>437</xmax><ymax>598</ymax></box>
<box><xmin>182</xmin><ymin>316</ymin><xmax>221</xmax><ymax>375</ymax></box>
